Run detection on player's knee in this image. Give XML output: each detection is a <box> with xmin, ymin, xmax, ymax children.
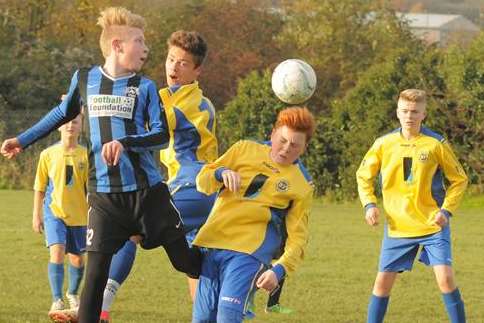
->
<box><xmin>68</xmin><ymin>254</ymin><xmax>84</xmax><ymax>267</ymax></box>
<box><xmin>373</xmin><ymin>274</ymin><xmax>395</xmax><ymax>296</ymax></box>
<box><xmin>165</xmin><ymin>240</ymin><xmax>201</xmax><ymax>276</ymax></box>
<box><xmin>436</xmin><ymin>273</ymin><xmax>456</xmax><ymax>292</ymax></box>
<box><xmin>49</xmin><ymin>244</ymin><xmax>66</xmax><ymax>263</ymax></box>
<box><xmin>216</xmin><ymin>306</ymin><xmax>243</xmax><ymax>323</ymax></box>
<box><xmin>129</xmin><ymin>235</ymin><xmax>142</xmax><ymax>244</ymax></box>
<box><xmin>171</xmin><ymin>257</ymin><xmax>192</xmax><ymax>274</ymax></box>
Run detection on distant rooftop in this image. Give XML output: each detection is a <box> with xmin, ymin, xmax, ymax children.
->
<box><xmin>397</xmin><ymin>12</ymin><xmax>480</xmax><ymax>31</ymax></box>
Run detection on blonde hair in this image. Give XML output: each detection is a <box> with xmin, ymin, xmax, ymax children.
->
<box><xmin>398</xmin><ymin>89</ymin><xmax>427</xmax><ymax>104</ymax></box>
<box><xmin>97</xmin><ymin>7</ymin><xmax>146</xmax><ymax>58</ymax></box>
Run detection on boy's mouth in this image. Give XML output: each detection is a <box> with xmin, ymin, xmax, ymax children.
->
<box><xmin>169</xmin><ymin>75</ymin><xmax>178</xmax><ymax>82</ymax></box>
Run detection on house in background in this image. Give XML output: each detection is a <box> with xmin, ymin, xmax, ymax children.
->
<box><xmin>397</xmin><ymin>12</ymin><xmax>480</xmax><ymax>46</ymax></box>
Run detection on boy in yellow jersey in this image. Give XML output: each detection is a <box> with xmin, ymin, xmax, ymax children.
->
<box><xmin>356</xmin><ymin>89</ymin><xmax>468</xmax><ymax>323</ymax></box>
<box><xmin>160</xmin><ymin>29</ymin><xmax>217</xmax><ymax>300</ymax></box>
<box><xmin>99</xmin><ymin>30</ymin><xmax>216</xmax><ymax>322</ymax></box>
<box><xmin>192</xmin><ymin>107</ymin><xmax>315</xmax><ymax>323</ymax></box>
<box><xmin>32</xmin><ymin>113</ymin><xmax>87</xmax><ymax>322</ymax></box>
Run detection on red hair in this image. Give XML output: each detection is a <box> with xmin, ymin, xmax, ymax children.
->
<box><xmin>274</xmin><ymin>107</ymin><xmax>316</xmax><ymax>142</ymax></box>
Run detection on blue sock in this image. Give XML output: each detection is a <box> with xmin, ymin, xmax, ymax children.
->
<box><xmin>67</xmin><ymin>263</ymin><xmax>84</xmax><ymax>295</ymax></box>
<box><xmin>48</xmin><ymin>262</ymin><xmax>64</xmax><ymax>301</ymax></box>
<box><xmin>442</xmin><ymin>288</ymin><xmax>466</xmax><ymax>323</ymax></box>
<box><xmin>367</xmin><ymin>294</ymin><xmax>389</xmax><ymax>323</ymax></box>
<box><xmin>108</xmin><ymin>240</ymin><xmax>137</xmax><ymax>284</ymax></box>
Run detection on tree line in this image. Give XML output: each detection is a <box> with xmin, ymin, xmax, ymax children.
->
<box><xmin>1</xmin><ymin>0</ymin><xmax>482</xmax><ymax>198</ymax></box>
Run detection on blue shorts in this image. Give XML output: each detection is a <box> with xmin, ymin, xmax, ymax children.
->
<box><xmin>44</xmin><ymin>207</ymin><xmax>86</xmax><ymax>255</ymax></box>
<box><xmin>193</xmin><ymin>249</ymin><xmax>267</xmax><ymax>323</ymax></box>
<box><xmin>379</xmin><ymin>225</ymin><xmax>452</xmax><ymax>272</ymax></box>
<box><xmin>170</xmin><ymin>184</ymin><xmax>216</xmax><ymax>233</ymax></box>
<box><xmin>185</xmin><ymin>228</ymin><xmax>199</xmax><ymax>247</ymax></box>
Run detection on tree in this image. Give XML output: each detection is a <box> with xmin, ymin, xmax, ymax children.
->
<box><xmin>277</xmin><ymin>0</ymin><xmax>416</xmax><ymax>113</ymax></box>
<box><xmin>165</xmin><ymin>0</ymin><xmax>284</xmax><ymax>108</ymax></box>
<box><xmin>219</xmin><ymin>69</ymin><xmax>286</xmax><ymax>152</ymax></box>
<box><xmin>440</xmin><ymin>32</ymin><xmax>484</xmax><ymax>191</ymax></box>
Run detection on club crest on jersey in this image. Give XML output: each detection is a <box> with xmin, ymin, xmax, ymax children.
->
<box><xmin>78</xmin><ymin>161</ymin><xmax>86</xmax><ymax>171</ymax></box>
<box><xmin>125</xmin><ymin>86</ymin><xmax>139</xmax><ymax>99</ymax></box>
<box><xmin>276</xmin><ymin>179</ymin><xmax>290</xmax><ymax>192</ymax></box>
<box><xmin>418</xmin><ymin>151</ymin><xmax>429</xmax><ymax>162</ymax></box>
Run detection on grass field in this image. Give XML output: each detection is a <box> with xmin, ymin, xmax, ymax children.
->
<box><xmin>0</xmin><ymin>190</ymin><xmax>483</xmax><ymax>322</ymax></box>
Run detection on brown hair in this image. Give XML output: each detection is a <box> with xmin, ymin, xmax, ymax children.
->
<box><xmin>97</xmin><ymin>7</ymin><xmax>146</xmax><ymax>58</ymax></box>
<box><xmin>167</xmin><ymin>30</ymin><xmax>208</xmax><ymax>67</ymax></box>
<box><xmin>274</xmin><ymin>107</ymin><xmax>316</xmax><ymax>143</ymax></box>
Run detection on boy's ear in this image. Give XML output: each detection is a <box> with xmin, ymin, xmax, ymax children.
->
<box><xmin>195</xmin><ymin>65</ymin><xmax>202</xmax><ymax>77</ymax></box>
<box><xmin>112</xmin><ymin>39</ymin><xmax>123</xmax><ymax>53</ymax></box>
<box><xmin>270</xmin><ymin>128</ymin><xmax>276</xmax><ymax>141</ymax></box>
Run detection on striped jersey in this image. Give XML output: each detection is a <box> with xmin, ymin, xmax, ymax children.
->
<box><xmin>18</xmin><ymin>66</ymin><xmax>168</xmax><ymax>193</ymax></box>
<box><xmin>356</xmin><ymin>127</ymin><xmax>468</xmax><ymax>238</ymax></box>
<box><xmin>194</xmin><ymin>140</ymin><xmax>313</xmax><ymax>276</ymax></box>
<box><xmin>34</xmin><ymin>143</ymin><xmax>88</xmax><ymax>226</ymax></box>
<box><xmin>159</xmin><ymin>82</ymin><xmax>217</xmax><ymax>188</ymax></box>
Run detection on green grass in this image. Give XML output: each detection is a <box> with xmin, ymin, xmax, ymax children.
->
<box><xmin>0</xmin><ymin>190</ymin><xmax>483</xmax><ymax>322</ymax></box>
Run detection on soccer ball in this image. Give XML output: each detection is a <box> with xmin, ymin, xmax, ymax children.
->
<box><xmin>271</xmin><ymin>59</ymin><xmax>317</xmax><ymax>104</ymax></box>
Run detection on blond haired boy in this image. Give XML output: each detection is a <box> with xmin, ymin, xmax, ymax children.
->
<box><xmin>1</xmin><ymin>7</ymin><xmax>200</xmax><ymax>323</ymax></box>
<box><xmin>33</xmin><ymin>114</ymin><xmax>87</xmax><ymax>322</ymax></box>
<box><xmin>357</xmin><ymin>89</ymin><xmax>468</xmax><ymax>323</ymax></box>
<box><xmin>99</xmin><ymin>29</ymin><xmax>216</xmax><ymax>322</ymax></box>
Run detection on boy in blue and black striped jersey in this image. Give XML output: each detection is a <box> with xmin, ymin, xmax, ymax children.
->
<box><xmin>100</xmin><ymin>30</ymin><xmax>217</xmax><ymax>322</ymax></box>
<box><xmin>1</xmin><ymin>7</ymin><xmax>201</xmax><ymax>323</ymax></box>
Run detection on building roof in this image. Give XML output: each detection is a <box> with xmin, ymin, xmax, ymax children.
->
<box><xmin>397</xmin><ymin>12</ymin><xmax>479</xmax><ymax>31</ymax></box>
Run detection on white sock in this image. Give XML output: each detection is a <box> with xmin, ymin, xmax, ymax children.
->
<box><xmin>101</xmin><ymin>279</ymin><xmax>121</xmax><ymax>312</ymax></box>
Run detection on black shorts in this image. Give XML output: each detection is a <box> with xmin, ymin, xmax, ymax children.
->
<box><xmin>86</xmin><ymin>183</ymin><xmax>185</xmax><ymax>253</ymax></box>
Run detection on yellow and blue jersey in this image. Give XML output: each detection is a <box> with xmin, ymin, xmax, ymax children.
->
<box><xmin>18</xmin><ymin>66</ymin><xmax>168</xmax><ymax>193</ymax></box>
<box><xmin>194</xmin><ymin>140</ymin><xmax>313</xmax><ymax>276</ymax></box>
<box><xmin>356</xmin><ymin>127</ymin><xmax>468</xmax><ymax>238</ymax></box>
<box><xmin>34</xmin><ymin>143</ymin><xmax>88</xmax><ymax>226</ymax></box>
<box><xmin>159</xmin><ymin>82</ymin><xmax>217</xmax><ymax>188</ymax></box>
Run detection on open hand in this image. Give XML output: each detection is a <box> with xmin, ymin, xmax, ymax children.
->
<box><xmin>1</xmin><ymin>138</ymin><xmax>22</xmax><ymax>159</ymax></box>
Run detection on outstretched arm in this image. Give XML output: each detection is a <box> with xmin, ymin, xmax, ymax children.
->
<box><xmin>1</xmin><ymin>71</ymin><xmax>82</xmax><ymax>158</ymax></box>
<box><xmin>0</xmin><ymin>138</ymin><xmax>22</xmax><ymax>159</ymax></box>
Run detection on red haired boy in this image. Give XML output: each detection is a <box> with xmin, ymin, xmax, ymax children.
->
<box><xmin>192</xmin><ymin>107</ymin><xmax>315</xmax><ymax>323</ymax></box>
